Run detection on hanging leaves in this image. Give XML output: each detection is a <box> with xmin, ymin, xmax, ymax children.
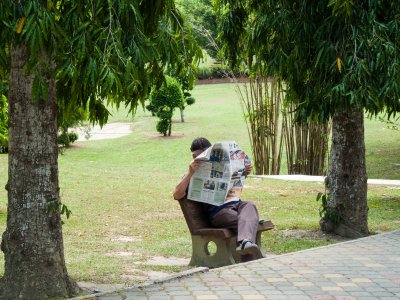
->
<box><xmin>1</xmin><ymin>0</ymin><xmax>201</xmax><ymax>124</ymax></box>
<box><xmin>215</xmin><ymin>0</ymin><xmax>400</xmax><ymax>120</ymax></box>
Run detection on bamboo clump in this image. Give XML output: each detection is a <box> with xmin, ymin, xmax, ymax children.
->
<box><xmin>236</xmin><ymin>76</ymin><xmax>330</xmax><ymax>175</ymax></box>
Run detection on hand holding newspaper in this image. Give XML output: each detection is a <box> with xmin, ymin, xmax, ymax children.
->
<box><xmin>187</xmin><ymin>141</ymin><xmax>250</xmax><ymax>206</ymax></box>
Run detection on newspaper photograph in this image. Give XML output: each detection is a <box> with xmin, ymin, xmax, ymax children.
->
<box><xmin>187</xmin><ymin>141</ymin><xmax>249</xmax><ymax>206</ymax></box>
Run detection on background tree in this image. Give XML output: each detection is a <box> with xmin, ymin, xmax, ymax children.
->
<box><xmin>0</xmin><ymin>1</ymin><xmax>200</xmax><ymax>298</ymax></box>
<box><xmin>149</xmin><ymin>76</ymin><xmax>185</xmax><ymax>136</ymax></box>
<box><xmin>176</xmin><ymin>0</ymin><xmax>219</xmax><ymax>58</ymax></box>
<box><xmin>171</xmin><ymin>73</ymin><xmax>196</xmax><ymax>122</ymax></box>
<box><xmin>215</xmin><ymin>0</ymin><xmax>400</xmax><ymax>237</ymax></box>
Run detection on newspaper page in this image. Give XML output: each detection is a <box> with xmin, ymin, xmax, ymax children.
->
<box><xmin>187</xmin><ymin>141</ymin><xmax>249</xmax><ymax>206</ymax></box>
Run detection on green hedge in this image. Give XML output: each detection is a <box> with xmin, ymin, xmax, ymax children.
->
<box><xmin>197</xmin><ymin>65</ymin><xmax>246</xmax><ymax>80</ymax></box>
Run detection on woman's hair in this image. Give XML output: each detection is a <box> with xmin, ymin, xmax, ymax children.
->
<box><xmin>190</xmin><ymin>137</ymin><xmax>211</xmax><ymax>152</ymax></box>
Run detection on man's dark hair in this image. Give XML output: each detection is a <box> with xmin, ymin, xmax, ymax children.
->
<box><xmin>190</xmin><ymin>137</ymin><xmax>211</xmax><ymax>152</ymax></box>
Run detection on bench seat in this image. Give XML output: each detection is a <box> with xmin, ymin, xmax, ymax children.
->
<box><xmin>179</xmin><ymin>198</ymin><xmax>274</xmax><ymax>268</ymax></box>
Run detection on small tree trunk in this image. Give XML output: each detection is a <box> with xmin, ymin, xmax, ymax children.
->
<box><xmin>0</xmin><ymin>44</ymin><xmax>79</xmax><ymax>298</ymax></box>
<box><xmin>321</xmin><ymin>108</ymin><xmax>369</xmax><ymax>238</ymax></box>
<box><xmin>180</xmin><ymin>107</ymin><xmax>185</xmax><ymax>122</ymax></box>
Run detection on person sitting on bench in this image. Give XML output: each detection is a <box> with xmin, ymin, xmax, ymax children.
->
<box><xmin>173</xmin><ymin>137</ymin><xmax>262</xmax><ymax>260</ymax></box>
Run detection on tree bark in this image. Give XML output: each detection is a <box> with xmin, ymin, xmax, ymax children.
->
<box><xmin>321</xmin><ymin>108</ymin><xmax>369</xmax><ymax>238</ymax></box>
<box><xmin>0</xmin><ymin>44</ymin><xmax>79</xmax><ymax>298</ymax></box>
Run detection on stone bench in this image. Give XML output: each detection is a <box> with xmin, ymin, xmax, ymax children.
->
<box><xmin>178</xmin><ymin>198</ymin><xmax>274</xmax><ymax>268</ymax></box>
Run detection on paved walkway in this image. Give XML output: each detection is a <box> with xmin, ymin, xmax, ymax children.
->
<box><xmin>251</xmin><ymin>175</ymin><xmax>400</xmax><ymax>186</ymax></box>
<box><xmin>78</xmin><ymin>230</ymin><xmax>400</xmax><ymax>300</ymax></box>
<box><xmin>74</xmin><ymin>123</ymin><xmax>133</xmax><ymax>141</ymax></box>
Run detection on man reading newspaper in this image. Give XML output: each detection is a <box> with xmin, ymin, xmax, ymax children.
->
<box><xmin>173</xmin><ymin>137</ymin><xmax>263</xmax><ymax>260</ymax></box>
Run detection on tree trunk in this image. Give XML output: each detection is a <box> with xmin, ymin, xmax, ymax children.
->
<box><xmin>180</xmin><ymin>107</ymin><xmax>185</xmax><ymax>122</ymax></box>
<box><xmin>321</xmin><ymin>108</ymin><xmax>369</xmax><ymax>238</ymax></box>
<box><xmin>0</xmin><ymin>44</ymin><xmax>79</xmax><ymax>298</ymax></box>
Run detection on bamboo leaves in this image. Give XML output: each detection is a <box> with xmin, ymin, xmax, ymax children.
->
<box><xmin>1</xmin><ymin>0</ymin><xmax>201</xmax><ymax>125</ymax></box>
<box><xmin>216</xmin><ymin>0</ymin><xmax>400</xmax><ymax>121</ymax></box>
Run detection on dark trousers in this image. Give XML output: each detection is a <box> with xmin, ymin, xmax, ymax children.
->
<box><xmin>210</xmin><ymin>201</ymin><xmax>259</xmax><ymax>243</ymax></box>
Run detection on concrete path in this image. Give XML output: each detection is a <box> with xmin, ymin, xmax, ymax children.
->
<box><xmin>251</xmin><ymin>175</ymin><xmax>400</xmax><ymax>186</ymax></box>
<box><xmin>77</xmin><ymin>230</ymin><xmax>400</xmax><ymax>299</ymax></box>
<box><xmin>73</xmin><ymin>123</ymin><xmax>133</xmax><ymax>142</ymax></box>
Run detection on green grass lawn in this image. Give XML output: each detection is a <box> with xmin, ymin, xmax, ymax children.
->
<box><xmin>0</xmin><ymin>83</ymin><xmax>398</xmax><ymax>285</ymax></box>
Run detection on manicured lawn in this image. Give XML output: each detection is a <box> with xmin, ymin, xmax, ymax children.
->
<box><xmin>0</xmin><ymin>83</ymin><xmax>398</xmax><ymax>285</ymax></box>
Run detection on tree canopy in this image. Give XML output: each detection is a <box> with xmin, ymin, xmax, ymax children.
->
<box><xmin>0</xmin><ymin>0</ymin><xmax>202</xmax><ymax>125</ymax></box>
<box><xmin>176</xmin><ymin>0</ymin><xmax>219</xmax><ymax>58</ymax></box>
<box><xmin>216</xmin><ymin>0</ymin><xmax>400</xmax><ymax>121</ymax></box>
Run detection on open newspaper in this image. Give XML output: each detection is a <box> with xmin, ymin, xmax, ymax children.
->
<box><xmin>187</xmin><ymin>141</ymin><xmax>249</xmax><ymax>206</ymax></box>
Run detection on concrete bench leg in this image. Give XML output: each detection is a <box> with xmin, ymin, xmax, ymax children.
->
<box><xmin>189</xmin><ymin>235</ymin><xmax>236</xmax><ymax>268</ymax></box>
<box><xmin>255</xmin><ymin>231</ymin><xmax>265</xmax><ymax>259</ymax></box>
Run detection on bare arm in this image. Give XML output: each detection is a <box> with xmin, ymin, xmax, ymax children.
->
<box><xmin>173</xmin><ymin>160</ymin><xmax>201</xmax><ymax>200</ymax></box>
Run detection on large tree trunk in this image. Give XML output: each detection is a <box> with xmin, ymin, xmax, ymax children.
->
<box><xmin>0</xmin><ymin>45</ymin><xmax>79</xmax><ymax>298</ymax></box>
<box><xmin>320</xmin><ymin>108</ymin><xmax>369</xmax><ymax>238</ymax></box>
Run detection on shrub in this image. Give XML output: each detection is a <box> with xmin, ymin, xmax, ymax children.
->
<box><xmin>68</xmin><ymin>132</ymin><xmax>79</xmax><ymax>143</ymax></box>
<box><xmin>149</xmin><ymin>76</ymin><xmax>184</xmax><ymax>136</ymax></box>
<box><xmin>186</xmin><ymin>96</ymin><xmax>195</xmax><ymax>106</ymax></box>
<box><xmin>197</xmin><ymin>65</ymin><xmax>247</xmax><ymax>80</ymax></box>
<box><xmin>156</xmin><ymin>119</ymin><xmax>170</xmax><ymax>135</ymax></box>
<box><xmin>57</xmin><ymin>131</ymin><xmax>79</xmax><ymax>148</ymax></box>
<box><xmin>57</xmin><ymin>132</ymin><xmax>70</xmax><ymax>147</ymax></box>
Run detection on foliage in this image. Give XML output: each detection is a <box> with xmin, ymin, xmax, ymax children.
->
<box><xmin>68</xmin><ymin>132</ymin><xmax>78</xmax><ymax>143</ymax></box>
<box><xmin>57</xmin><ymin>101</ymin><xmax>86</xmax><ymax>148</ymax></box>
<box><xmin>379</xmin><ymin>115</ymin><xmax>400</xmax><ymax>131</ymax></box>
<box><xmin>176</xmin><ymin>0</ymin><xmax>219</xmax><ymax>58</ymax></box>
<box><xmin>57</xmin><ymin>132</ymin><xmax>79</xmax><ymax>148</ymax></box>
<box><xmin>156</xmin><ymin>117</ymin><xmax>171</xmax><ymax>136</ymax></box>
<box><xmin>0</xmin><ymin>94</ymin><xmax>8</xmax><ymax>153</ymax></box>
<box><xmin>197</xmin><ymin>65</ymin><xmax>244</xmax><ymax>80</ymax></box>
<box><xmin>47</xmin><ymin>198</ymin><xmax>72</xmax><ymax>221</ymax></box>
<box><xmin>215</xmin><ymin>0</ymin><xmax>400</xmax><ymax>122</ymax></box>
<box><xmin>316</xmin><ymin>192</ymin><xmax>342</xmax><ymax>225</ymax></box>
<box><xmin>0</xmin><ymin>1</ymin><xmax>202</xmax><ymax>126</ymax></box>
<box><xmin>165</xmin><ymin>70</ymin><xmax>196</xmax><ymax>122</ymax></box>
<box><xmin>186</xmin><ymin>96</ymin><xmax>195</xmax><ymax>106</ymax></box>
<box><xmin>57</xmin><ymin>102</ymin><xmax>88</xmax><ymax>133</ymax></box>
<box><xmin>149</xmin><ymin>76</ymin><xmax>185</xmax><ymax>136</ymax></box>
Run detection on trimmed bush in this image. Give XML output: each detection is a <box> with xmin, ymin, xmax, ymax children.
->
<box><xmin>57</xmin><ymin>131</ymin><xmax>79</xmax><ymax>148</ymax></box>
<box><xmin>149</xmin><ymin>76</ymin><xmax>184</xmax><ymax>136</ymax></box>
